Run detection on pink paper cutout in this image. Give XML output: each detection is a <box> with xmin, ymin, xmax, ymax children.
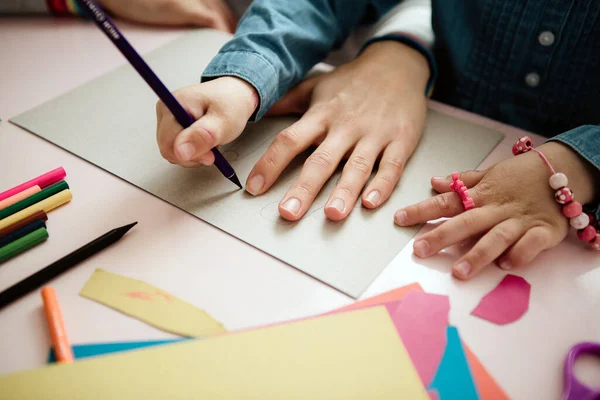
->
<box><xmin>125</xmin><ymin>291</ymin><xmax>173</xmax><ymax>302</ymax></box>
<box><xmin>389</xmin><ymin>291</ymin><xmax>450</xmax><ymax>387</ymax></box>
<box><xmin>471</xmin><ymin>274</ymin><xmax>531</xmax><ymax>325</ymax></box>
<box><xmin>428</xmin><ymin>389</ymin><xmax>440</xmax><ymax>400</ymax></box>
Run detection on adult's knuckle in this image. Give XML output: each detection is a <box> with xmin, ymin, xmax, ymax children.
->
<box><xmin>336</xmin><ymin>184</ymin><xmax>356</xmax><ymax>198</ymax></box>
<box><xmin>291</xmin><ymin>181</ymin><xmax>315</xmax><ymax>196</ymax></box>
<box><xmin>433</xmin><ymin>194</ymin><xmax>453</xmax><ymax>214</ymax></box>
<box><xmin>347</xmin><ymin>154</ymin><xmax>371</xmax><ymax>174</ymax></box>
<box><xmin>276</xmin><ymin>127</ymin><xmax>301</xmax><ymax>149</ymax></box>
<box><xmin>307</xmin><ymin>149</ymin><xmax>335</xmax><ymax>170</ymax></box>
<box><xmin>383</xmin><ymin>156</ymin><xmax>405</xmax><ymax>175</ymax></box>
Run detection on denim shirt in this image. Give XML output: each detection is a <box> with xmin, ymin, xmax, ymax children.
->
<box><xmin>202</xmin><ymin>0</ymin><xmax>600</xmax><ymax>215</ymax></box>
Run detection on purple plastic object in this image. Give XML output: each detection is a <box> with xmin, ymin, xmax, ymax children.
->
<box><xmin>562</xmin><ymin>342</ymin><xmax>600</xmax><ymax>400</ymax></box>
<box><xmin>75</xmin><ymin>0</ymin><xmax>242</xmax><ymax>189</ymax></box>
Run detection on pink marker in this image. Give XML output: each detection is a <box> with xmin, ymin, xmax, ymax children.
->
<box><xmin>0</xmin><ymin>167</ymin><xmax>66</xmax><ymax>202</ymax></box>
<box><xmin>0</xmin><ymin>185</ymin><xmax>41</xmax><ymax>211</ymax></box>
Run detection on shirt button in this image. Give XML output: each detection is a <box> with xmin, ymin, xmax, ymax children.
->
<box><xmin>538</xmin><ymin>31</ymin><xmax>555</xmax><ymax>46</ymax></box>
<box><xmin>525</xmin><ymin>72</ymin><xmax>540</xmax><ymax>87</ymax></box>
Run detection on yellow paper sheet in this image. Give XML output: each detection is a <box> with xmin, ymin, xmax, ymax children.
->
<box><xmin>80</xmin><ymin>269</ymin><xmax>225</xmax><ymax>337</ymax></box>
<box><xmin>0</xmin><ymin>307</ymin><xmax>427</xmax><ymax>399</ymax></box>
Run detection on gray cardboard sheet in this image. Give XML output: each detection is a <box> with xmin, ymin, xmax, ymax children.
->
<box><xmin>11</xmin><ymin>30</ymin><xmax>503</xmax><ymax>297</ymax></box>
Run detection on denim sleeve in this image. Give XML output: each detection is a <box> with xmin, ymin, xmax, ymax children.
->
<box><xmin>202</xmin><ymin>0</ymin><xmax>402</xmax><ymax>120</ymax></box>
<box><xmin>547</xmin><ymin>125</ymin><xmax>600</xmax><ymax>220</ymax></box>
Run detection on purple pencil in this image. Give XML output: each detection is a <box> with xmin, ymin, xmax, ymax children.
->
<box><xmin>75</xmin><ymin>0</ymin><xmax>242</xmax><ymax>189</ymax></box>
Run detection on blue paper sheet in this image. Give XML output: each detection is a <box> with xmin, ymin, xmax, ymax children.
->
<box><xmin>429</xmin><ymin>326</ymin><xmax>480</xmax><ymax>400</ymax></box>
<box><xmin>47</xmin><ymin>339</ymin><xmax>185</xmax><ymax>363</ymax></box>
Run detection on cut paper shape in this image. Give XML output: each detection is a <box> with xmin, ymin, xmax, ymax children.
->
<box><xmin>335</xmin><ymin>283</ymin><xmax>508</xmax><ymax>400</ymax></box>
<box><xmin>428</xmin><ymin>390</ymin><xmax>440</xmax><ymax>400</ymax></box>
<box><xmin>429</xmin><ymin>326</ymin><xmax>480</xmax><ymax>400</ymax></box>
<box><xmin>0</xmin><ymin>307</ymin><xmax>428</xmax><ymax>400</ymax></box>
<box><xmin>11</xmin><ymin>30</ymin><xmax>503</xmax><ymax>298</ymax></box>
<box><xmin>390</xmin><ymin>291</ymin><xmax>450</xmax><ymax>387</ymax></box>
<box><xmin>471</xmin><ymin>274</ymin><xmax>531</xmax><ymax>325</ymax></box>
<box><xmin>48</xmin><ymin>339</ymin><xmax>184</xmax><ymax>363</ymax></box>
<box><xmin>80</xmin><ymin>269</ymin><xmax>226</xmax><ymax>337</ymax></box>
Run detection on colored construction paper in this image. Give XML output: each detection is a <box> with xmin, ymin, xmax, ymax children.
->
<box><xmin>0</xmin><ymin>307</ymin><xmax>428</xmax><ymax>400</ymax></box>
<box><xmin>471</xmin><ymin>274</ymin><xmax>531</xmax><ymax>325</ymax></box>
<box><xmin>429</xmin><ymin>326</ymin><xmax>480</xmax><ymax>400</ymax></box>
<box><xmin>79</xmin><ymin>269</ymin><xmax>226</xmax><ymax>337</ymax></box>
<box><xmin>342</xmin><ymin>284</ymin><xmax>507</xmax><ymax>400</ymax></box>
<box><xmin>390</xmin><ymin>291</ymin><xmax>450</xmax><ymax>386</ymax></box>
<box><xmin>47</xmin><ymin>339</ymin><xmax>184</xmax><ymax>363</ymax></box>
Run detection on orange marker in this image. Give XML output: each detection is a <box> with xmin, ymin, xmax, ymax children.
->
<box><xmin>41</xmin><ymin>287</ymin><xmax>74</xmax><ymax>363</ymax></box>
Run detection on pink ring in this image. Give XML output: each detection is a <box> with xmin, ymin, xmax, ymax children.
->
<box><xmin>450</xmin><ymin>172</ymin><xmax>474</xmax><ymax>211</ymax></box>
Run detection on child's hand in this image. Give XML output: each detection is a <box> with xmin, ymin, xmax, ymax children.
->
<box><xmin>98</xmin><ymin>0</ymin><xmax>236</xmax><ymax>32</ymax></box>
<box><xmin>245</xmin><ymin>41</ymin><xmax>429</xmax><ymax>222</ymax></box>
<box><xmin>156</xmin><ymin>77</ymin><xmax>258</xmax><ymax>167</ymax></box>
<box><xmin>394</xmin><ymin>142</ymin><xmax>599</xmax><ymax>279</ymax></box>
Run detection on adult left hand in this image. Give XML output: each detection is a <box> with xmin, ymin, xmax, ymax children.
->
<box><xmin>394</xmin><ymin>142</ymin><xmax>599</xmax><ymax>279</ymax></box>
<box><xmin>246</xmin><ymin>40</ymin><xmax>430</xmax><ymax>221</ymax></box>
<box><xmin>97</xmin><ymin>0</ymin><xmax>236</xmax><ymax>32</ymax></box>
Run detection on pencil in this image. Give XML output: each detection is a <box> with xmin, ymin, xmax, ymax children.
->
<box><xmin>0</xmin><ymin>220</ymin><xmax>46</xmax><ymax>248</ymax></box>
<box><xmin>41</xmin><ymin>287</ymin><xmax>74</xmax><ymax>363</ymax></box>
<box><xmin>0</xmin><ymin>185</ymin><xmax>41</xmax><ymax>211</ymax></box>
<box><xmin>0</xmin><ymin>189</ymin><xmax>72</xmax><ymax>230</ymax></box>
<box><xmin>0</xmin><ymin>222</ymin><xmax>137</xmax><ymax>310</ymax></box>
<box><xmin>0</xmin><ymin>181</ymin><xmax>69</xmax><ymax>220</ymax></box>
<box><xmin>0</xmin><ymin>227</ymin><xmax>49</xmax><ymax>263</ymax></box>
<box><xmin>0</xmin><ymin>211</ymin><xmax>47</xmax><ymax>239</ymax></box>
<box><xmin>0</xmin><ymin>167</ymin><xmax>66</xmax><ymax>202</ymax></box>
<box><xmin>75</xmin><ymin>0</ymin><xmax>242</xmax><ymax>189</ymax></box>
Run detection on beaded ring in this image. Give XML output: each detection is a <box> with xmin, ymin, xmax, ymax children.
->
<box><xmin>450</xmin><ymin>172</ymin><xmax>475</xmax><ymax>211</ymax></box>
<box><xmin>512</xmin><ymin>136</ymin><xmax>600</xmax><ymax>250</ymax></box>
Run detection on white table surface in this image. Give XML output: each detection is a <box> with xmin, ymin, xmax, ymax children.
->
<box><xmin>1</xmin><ymin>18</ymin><xmax>599</xmax><ymax>400</ymax></box>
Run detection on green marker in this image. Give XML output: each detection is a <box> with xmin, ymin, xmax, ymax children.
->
<box><xmin>0</xmin><ymin>181</ymin><xmax>69</xmax><ymax>220</ymax></box>
<box><xmin>0</xmin><ymin>227</ymin><xmax>49</xmax><ymax>263</ymax></box>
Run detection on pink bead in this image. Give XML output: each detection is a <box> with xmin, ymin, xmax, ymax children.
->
<box><xmin>452</xmin><ymin>172</ymin><xmax>459</xmax><ymax>181</ymax></box>
<box><xmin>577</xmin><ymin>225</ymin><xmax>597</xmax><ymax>242</ymax></box>
<box><xmin>512</xmin><ymin>136</ymin><xmax>533</xmax><ymax>155</ymax></box>
<box><xmin>563</xmin><ymin>201</ymin><xmax>583</xmax><ymax>219</ymax></box>
<box><xmin>554</xmin><ymin>188</ymin><xmax>573</xmax><ymax>204</ymax></box>
<box><xmin>592</xmin><ymin>233</ymin><xmax>600</xmax><ymax>250</ymax></box>
<box><xmin>464</xmin><ymin>199</ymin><xmax>475</xmax><ymax>210</ymax></box>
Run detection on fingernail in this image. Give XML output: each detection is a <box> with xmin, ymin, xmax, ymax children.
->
<box><xmin>281</xmin><ymin>197</ymin><xmax>301</xmax><ymax>216</ymax></box>
<box><xmin>365</xmin><ymin>190</ymin><xmax>381</xmax><ymax>207</ymax></box>
<box><xmin>499</xmin><ymin>260</ymin><xmax>512</xmax><ymax>270</ymax></box>
<box><xmin>413</xmin><ymin>240</ymin><xmax>430</xmax><ymax>258</ymax></box>
<box><xmin>454</xmin><ymin>261</ymin><xmax>472</xmax><ymax>277</ymax></box>
<box><xmin>328</xmin><ymin>198</ymin><xmax>346</xmax><ymax>214</ymax></box>
<box><xmin>394</xmin><ymin>210</ymin><xmax>408</xmax><ymax>225</ymax></box>
<box><xmin>432</xmin><ymin>176</ymin><xmax>445</xmax><ymax>181</ymax></box>
<box><xmin>177</xmin><ymin>142</ymin><xmax>196</xmax><ymax>161</ymax></box>
<box><xmin>246</xmin><ymin>174</ymin><xmax>264</xmax><ymax>196</ymax></box>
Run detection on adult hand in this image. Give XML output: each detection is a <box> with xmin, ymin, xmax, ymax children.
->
<box><xmin>394</xmin><ymin>142</ymin><xmax>599</xmax><ymax>279</ymax></box>
<box><xmin>97</xmin><ymin>0</ymin><xmax>236</xmax><ymax>32</ymax></box>
<box><xmin>246</xmin><ymin>40</ymin><xmax>430</xmax><ymax>221</ymax></box>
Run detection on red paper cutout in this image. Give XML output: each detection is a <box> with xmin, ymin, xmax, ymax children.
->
<box><xmin>471</xmin><ymin>274</ymin><xmax>531</xmax><ymax>325</ymax></box>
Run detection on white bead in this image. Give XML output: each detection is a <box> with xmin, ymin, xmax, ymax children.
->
<box><xmin>549</xmin><ymin>173</ymin><xmax>568</xmax><ymax>190</ymax></box>
<box><xmin>570</xmin><ymin>213</ymin><xmax>590</xmax><ymax>230</ymax></box>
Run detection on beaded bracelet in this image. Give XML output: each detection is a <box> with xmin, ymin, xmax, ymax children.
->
<box><xmin>450</xmin><ymin>172</ymin><xmax>474</xmax><ymax>210</ymax></box>
<box><xmin>512</xmin><ymin>137</ymin><xmax>600</xmax><ymax>250</ymax></box>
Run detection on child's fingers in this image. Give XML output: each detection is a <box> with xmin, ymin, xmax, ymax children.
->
<box><xmin>497</xmin><ymin>226</ymin><xmax>555</xmax><ymax>270</ymax></box>
<box><xmin>394</xmin><ymin>192</ymin><xmax>464</xmax><ymax>226</ymax></box>
<box><xmin>324</xmin><ymin>139</ymin><xmax>384</xmax><ymax>221</ymax></box>
<box><xmin>361</xmin><ymin>139</ymin><xmax>415</xmax><ymax>209</ymax></box>
<box><xmin>278</xmin><ymin>135</ymin><xmax>354</xmax><ymax>221</ymax></box>
<box><xmin>430</xmin><ymin>169</ymin><xmax>487</xmax><ymax>193</ymax></box>
<box><xmin>412</xmin><ymin>207</ymin><xmax>503</xmax><ymax>258</ymax></box>
<box><xmin>452</xmin><ymin>219</ymin><xmax>524</xmax><ymax>280</ymax></box>
<box><xmin>172</xmin><ymin>111</ymin><xmax>233</xmax><ymax>165</ymax></box>
<box><xmin>245</xmin><ymin>114</ymin><xmax>326</xmax><ymax>196</ymax></box>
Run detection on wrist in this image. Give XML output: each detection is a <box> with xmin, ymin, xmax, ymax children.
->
<box><xmin>214</xmin><ymin>76</ymin><xmax>260</xmax><ymax>118</ymax></box>
<box><xmin>359</xmin><ymin>40</ymin><xmax>430</xmax><ymax>95</ymax></box>
<box><xmin>538</xmin><ymin>142</ymin><xmax>599</xmax><ymax>206</ymax></box>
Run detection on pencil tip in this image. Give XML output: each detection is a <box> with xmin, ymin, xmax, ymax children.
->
<box><xmin>230</xmin><ymin>174</ymin><xmax>243</xmax><ymax>190</ymax></box>
<box><xmin>117</xmin><ymin>222</ymin><xmax>138</xmax><ymax>235</ymax></box>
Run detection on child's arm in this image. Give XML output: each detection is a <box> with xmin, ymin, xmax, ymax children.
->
<box><xmin>202</xmin><ymin>0</ymin><xmax>405</xmax><ymax>119</ymax></box>
<box><xmin>396</xmin><ymin>129</ymin><xmax>600</xmax><ymax>280</ymax></box>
